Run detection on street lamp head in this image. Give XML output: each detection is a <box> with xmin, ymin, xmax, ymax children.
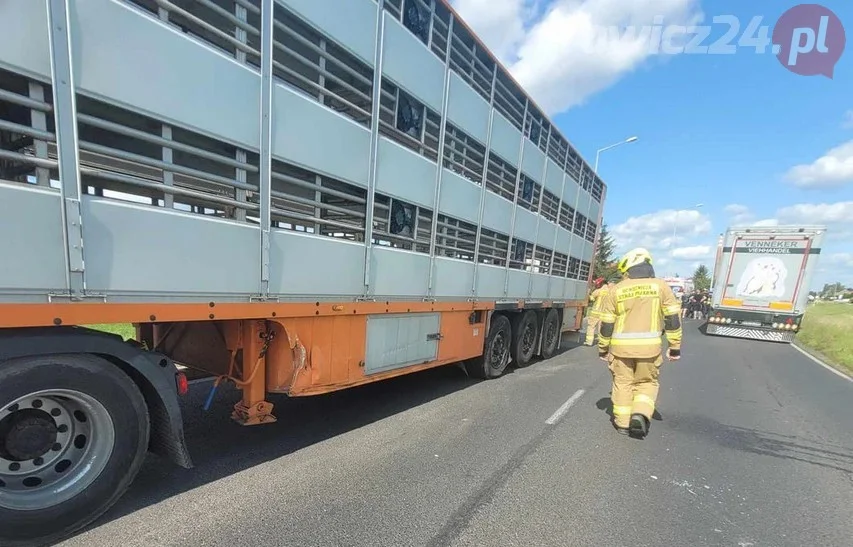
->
<box><xmin>625</xmin><ymin>136</ymin><xmax>639</xmax><ymax>143</ymax></box>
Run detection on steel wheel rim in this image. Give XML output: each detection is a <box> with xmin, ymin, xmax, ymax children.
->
<box><xmin>0</xmin><ymin>389</ymin><xmax>116</xmax><ymax>511</ymax></box>
<box><xmin>488</xmin><ymin>331</ymin><xmax>508</xmax><ymax>371</ymax></box>
<box><xmin>544</xmin><ymin>316</ymin><xmax>558</xmax><ymax>350</ymax></box>
<box><xmin>521</xmin><ymin>322</ymin><xmax>535</xmax><ymax>355</ymax></box>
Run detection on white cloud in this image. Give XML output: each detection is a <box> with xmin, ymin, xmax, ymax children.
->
<box><xmin>611</xmin><ymin>208</ymin><xmax>712</xmax><ymax>254</ymax></box>
<box><xmin>450</xmin><ymin>0</ymin><xmax>530</xmax><ymax>63</ymax></box>
<box><xmin>783</xmin><ymin>140</ymin><xmax>853</xmax><ymax>189</ymax></box>
<box><xmin>723</xmin><ymin>203</ymin><xmax>753</xmax><ymax>224</ymax></box>
<box><xmin>451</xmin><ymin>0</ymin><xmax>703</xmax><ymax>114</ymax></box>
<box><xmin>752</xmin><ymin>218</ymin><xmax>779</xmax><ymax>227</ymax></box>
<box><xmin>775</xmin><ymin>201</ymin><xmax>853</xmax><ymax>226</ymax></box>
<box><xmin>671</xmin><ymin>245</ymin><xmax>712</xmax><ymax>260</ymax></box>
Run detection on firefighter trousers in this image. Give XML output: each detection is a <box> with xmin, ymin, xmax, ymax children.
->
<box><xmin>608</xmin><ymin>354</ymin><xmax>663</xmax><ymax>429</ymax></box>
<box><xmin>585</xmin><ymin>315</ymin><xmax>601</xmax><ymax>345</ymax></box>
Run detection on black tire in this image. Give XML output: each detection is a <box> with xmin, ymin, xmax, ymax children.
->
<box><xmin>540</xmin><ymin>308</ymin><xmax>561</xmax><ymax>359</ymax></box>
<box><xmin>465</xmin><ymin>313</ymin><xmax>512</xmax><ymax>380</ymax></box>
<box><xmin>510</xmin><ymin>310</ymin><xmax>539</xmax><ymax>368</ymax></box>
<box><xmin>0</xmin><ymin>354</ymin><xmax>150</xmax><ymax>547</ymax></box>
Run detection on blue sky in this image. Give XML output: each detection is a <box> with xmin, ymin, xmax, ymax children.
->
<box><xmin>453</xmin><ymin>0</ymin><xmax>853</xmax><ymax>290</ymax></box>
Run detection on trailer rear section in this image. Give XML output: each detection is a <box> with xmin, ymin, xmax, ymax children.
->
<box><xmin>705</xmin><ymin>225</ymin><xmax>826</xmax><ymax>343</ymax></box>
<box><xmin>0</xmin><ymin>0</ymin><xmax>606</xmax><ymax>543</ymax></box>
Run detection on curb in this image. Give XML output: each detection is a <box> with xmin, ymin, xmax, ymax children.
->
<box><xmin>790</xmin><ymin>340</ymin><xmax>853</xmax><ymax>383</ymax></box>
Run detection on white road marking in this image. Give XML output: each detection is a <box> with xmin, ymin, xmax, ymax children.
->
<box><xmin>189</xmin><ymin>376</ymin><xmax>215</xmax><ymax>385</ymax></box>
<box><xmin>791</xmin><ymin>343</ymin><xmax>853</xmax><ymax>383</ymax></box>
<box><xmin>545</xmin><ymin>389</ymin><xmax>585</xmax><ymax>425</ymax></box>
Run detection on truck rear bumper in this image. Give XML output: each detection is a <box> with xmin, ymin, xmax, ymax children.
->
<box><xmin>705</xmin><ymin>323</ymin><xmax>796</xmax><ymax>343</ymax></box>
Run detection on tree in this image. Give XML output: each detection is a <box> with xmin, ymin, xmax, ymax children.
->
<box><xmin>821</xmin><ymin>282</ymin><xmax>845</xmax><ymax>298</ymax></box>
<box><xmin>593</xmin><ymin>222</ymin><xmax>620</xmax><ymax>283</ymax></box>
<box><xmin>692</xmin><ymin>264</ymin><xmax>711</xmax><ymax>291</ymax></box>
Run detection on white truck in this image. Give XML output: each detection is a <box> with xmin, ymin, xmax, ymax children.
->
<box><xmin>705</xmin><ymin>225</ymin><xmax>826</xmax><ymax>343</ymax></box>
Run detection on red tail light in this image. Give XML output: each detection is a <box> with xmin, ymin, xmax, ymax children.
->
<box><xmin>176</xmin><ymin>372</ymin><xmax>189</xmax><ymax>396</ymax></box>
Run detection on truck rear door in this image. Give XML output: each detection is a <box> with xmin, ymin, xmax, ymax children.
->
<box><xmin>718</xmin><ymin>232</ymin><xmax>816</xmax><ymax>314</ymax></box>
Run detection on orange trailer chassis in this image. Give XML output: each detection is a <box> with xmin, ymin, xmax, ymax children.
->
<box><xmin>0</xmin><ymin>298</ymin><xmax>587</xmax><ymax>426</ymax></box>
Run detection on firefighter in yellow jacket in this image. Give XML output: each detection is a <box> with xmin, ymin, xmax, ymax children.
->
<box><xmin>584</xmin><ymin>277</ymin><xmax>609</xmax><ymax>345</ymax></box>
<box><xmin>597</xmin><ymin>248</ymin><xmax>682</xmax><ymax>438</ymax></box>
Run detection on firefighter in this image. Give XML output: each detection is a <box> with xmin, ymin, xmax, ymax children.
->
<box><xmin>584</xmin><ymin>277</ymin><xmax>608</xmax><ymax>346</ymax></box>
<box><xmin>597</xmin><ymin>248</ymin><xmax>682</xmax><ymax>439</ymax></box>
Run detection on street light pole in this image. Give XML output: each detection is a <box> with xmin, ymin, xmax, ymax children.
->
<box><xmin>594</xmin><ymin>136</ymin><xmax>638</xmax><ymax>173</ymax></box>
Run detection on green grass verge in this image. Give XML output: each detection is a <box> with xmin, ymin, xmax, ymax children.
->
<box><xmin>796</xmin><ymin>302</ymin><xmax>853</xmax><ymax>375</ymax></box>
<box><xmin>83</xmin><ymin>323</ymin><xmax>136</xmax><ymax>341</ymax></box>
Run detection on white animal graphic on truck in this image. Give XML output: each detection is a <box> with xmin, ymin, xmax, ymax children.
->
<box><xmin>736</xmin><ymin>257</ymin><xmax>787</xmax><ymax>298</ymax></box>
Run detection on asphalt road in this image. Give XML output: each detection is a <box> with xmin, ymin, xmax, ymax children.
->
<box><xmin>58</xmin><ymin>321</ymin><xmax>853</xmax><ymax>547</ymax></box>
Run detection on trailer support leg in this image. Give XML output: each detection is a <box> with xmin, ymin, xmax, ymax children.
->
<box><xmin>231</xmin><ymin>320</ymin><xmax>277</xmax><ymax>426</ymax></box>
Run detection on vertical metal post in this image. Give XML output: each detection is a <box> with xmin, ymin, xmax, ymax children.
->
<box><xmin>362</xmin><ymin>0</ymin><xmax>387</xmax><ymax>297</ymax></box>
<box><xmin>471</xmin><ymin>64</ymin><xmax>497</xmax><ymax>298</ymax></box>
<box><xmin>161</xmin><ymin>124</ymin><xmax>175</xmax><ymax>208</ymax></box>
<box><xmin>565</xmin><ymin>152</ymin><xmax>583</xmax><ymax>295</ymax></box>
<box><xmin>235</xmin><ymin>2</ymin><xmax>248</xmax><ymax>64</ymax></box>
<box><xmin>28</xmin><ymin>82</ymin><xmax>50</xmax><ymax>187</ymax></box>
<box><xmin>527</xmin><ymin>125</ymin><xmax>551</xmax><ymax>298</ymax></box>
<box><xmin>259</xmin><ymin>0</ymin><xmax>274</xmax><ymax>298</ymax></box>
<box><xmin>426</xmin><ymin>16</ymin><xmax>454</xmax><ymax>299</ymax></box>
<box><xmin>47</xmin><ymin>0</ymin><xmax>85</xmax><ymax>297</ymax></box>
<box><xmin>548</xmin><ymin>152</ymin><xmax>569</xmax><ymax>300</ymax></box>
<box><xmin>502</xmin><ymin>99</ymin><xmax>529</xmax><ymax>297</ymax></box>
<box><xmin>235</xmin><ymin>149</ymin><xmax>247</xmax><ymax>221</ymax></box>
<box><xmin>426</xmin><ymin>0</ymin><xmax>436</xmax><ymax>50</ymax></box>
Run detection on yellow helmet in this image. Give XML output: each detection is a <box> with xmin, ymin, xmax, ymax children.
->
<box><xmin>617</xmin><ymin>247</ymin><xmax>653</xmax><ymax>274</ymax></box>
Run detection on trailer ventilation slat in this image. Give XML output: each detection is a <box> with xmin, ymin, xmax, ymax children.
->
<box><xmin>552</xmin><ymin>252</ymin><xmax>569</xmax><ymax>278</ymax></box>
<box><xmin>509</xmin><ymin>237</ymin><xmax>533</xmax><ymax>270</ymax></box>
<box><xmin>270</xmin><ymin>160</ymin><xmax>367</xmax><ymax>240</ymax></box>
<box><xmin>379</xmin><ymin>80</ymin><xmax>441</xmax><ymax>163</ymax></box>
<box><xmin>127</xmin><ymin>0</ymin><xmax>263</xmax><ymax>69</ymax></box>
<box><xmin>443</xmin><ymin>122</ymin><xmax>486</xmax><ymax>185</ymax></box>
<box><xmin>435</xmin><ymin>214</ymin><xmax>477</xmax><ymax>262</ymax></box>
<box><xmin>568</xmin><ymin>257</ymin><xmax>581</xmax><ymax>280</ymax></box>
<box><xmin>372</xmin><ymin>194</ymin><xmax>433</xmax><ymax>254</ymax></box>
<box><xmin>477</xmin><ymin>227</ymin><xmax>509</xmax><ymax>267</ymax></box>
<box><xmin>271</xmin><ymin>2</ymin><xmax>374</xmax><ymax>128</ymax></box>
<box><xmin>531</xmin><ymin>246</ymin><xmax>553</xmax><ymax>275</ymax></box>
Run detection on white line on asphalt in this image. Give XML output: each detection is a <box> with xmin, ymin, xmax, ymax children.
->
<box><xmin>545</xmin><ymin>389</ymin><xmax>586</xmax><ymax>425</ymax></box>
<box><xmin>791</xmin><ymin>343</ymin><xmax>853</xmax><ymax>383</ymax></box>
<box><xmin>189</xmin><ymin>376</ymin><xmax>214</xmax><ymax>385</ymax></box>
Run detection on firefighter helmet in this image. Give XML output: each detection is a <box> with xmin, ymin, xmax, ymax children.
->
<box><xmin>617</xmin><ymin>247</ymin><xmax>653</xmax><ymax>274</ymax></box>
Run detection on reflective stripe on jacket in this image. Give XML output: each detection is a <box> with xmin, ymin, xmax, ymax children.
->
<box><xmin>588</xmin><ymin>285</ymin><xmax>611</xmax><ymax>317</ymax></box>
<box><xmin>597</xmin><ymin>278</ymin><xmax>682</xmax><ymax>358</ymax></box>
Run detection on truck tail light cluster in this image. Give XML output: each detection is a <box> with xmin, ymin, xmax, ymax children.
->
<box><xmin>708</xmin><ymin>315</ymin><xmax>731</xmax><ymax>324</ymax></box>
<box><xmin>772</xmin><ymin>318</ymin><xmax>798</xmax><ymax>331</ymax></box>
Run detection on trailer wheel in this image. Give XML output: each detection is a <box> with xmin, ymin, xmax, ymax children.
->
<box><xmin>465</xmin><ymin>313</ymin><xmax>511</xmax><ymax>380</ymax></box>
<box><xmin>510</xmin><ymin>310</ymin><xmax>539</xmax><ymax>368</ymax></box>
<box><xmin>540</xmin><ymin>308</ymin><xmax>561</xmax><ymax>359</ymax></box>
<box><xmin>0</xmin><ymin>354</ymin><xmax>150</xmax><ymax>546</ymax></box>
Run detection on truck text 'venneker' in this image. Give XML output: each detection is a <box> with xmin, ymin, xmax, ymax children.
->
<box><xmin>706</xmin><ymin>226</ymin><xmax>825</xmax><ymax>342</ymax></box>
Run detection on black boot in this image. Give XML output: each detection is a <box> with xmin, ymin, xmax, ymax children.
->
<box><xmin>629</xmin><ymin>413</ymin><xmax>649</xmax><ymax>439</ymax></box>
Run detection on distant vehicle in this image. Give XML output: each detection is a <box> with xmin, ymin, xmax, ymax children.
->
<box><xmin>662</xmin><ymin>276</ymin><xmax>693</xmax><ymax>296</ymax></box>
<box><xmin>705</xmin><ymin>225</ymin><xmax>826</xmax><ymax>343</ymax></box>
